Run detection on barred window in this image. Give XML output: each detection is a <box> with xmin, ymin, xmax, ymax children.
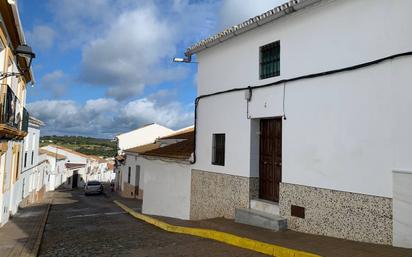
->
<box><xmin>212</xmin><ymin>134</ymin><xmax>225</xmax><ymax>166</ymax></box>
<box><xmin>260</xmin><ymin>41</ymin><xmax>280</xmax><ymax>79</ymax></box>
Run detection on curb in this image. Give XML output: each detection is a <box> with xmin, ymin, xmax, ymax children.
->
<box><xmin>114</xmin><ymin>200</ymin><xmax>322</xmax><ymax>257</ymax></box>
<box><xmin>30</xmin><ymin>199</ymin><xmax>52</xmax><ymax>257</ymax></box>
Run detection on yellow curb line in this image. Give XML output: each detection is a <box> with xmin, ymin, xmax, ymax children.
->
<box><xmin>114</xmin><ymin>200</ymin><xmax>322</xmax><ymax>257</ymax></box>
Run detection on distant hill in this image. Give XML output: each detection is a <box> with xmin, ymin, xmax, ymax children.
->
<box><xmin>40</xmin><ymin>135</ymin><xmax>117</xmax><ymax>158</ymax></box>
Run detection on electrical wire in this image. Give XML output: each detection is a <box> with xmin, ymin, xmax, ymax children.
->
<box><xmin>190</xmin><ymin>51</ymin><xmax>412</xmax><ymax>164</ymax></box>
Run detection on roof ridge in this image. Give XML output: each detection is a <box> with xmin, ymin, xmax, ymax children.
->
<box><xmin>185</xmin><ymin>0</ymin><xmax>319</xmax><ymax>55</ymax></box>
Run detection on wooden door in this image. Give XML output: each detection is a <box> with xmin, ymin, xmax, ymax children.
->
<box><xmin>259</xmin><ymin>118</ymin><xmax>282</xmax><ymax>202</ymax></box>
<box><xmin>72</xmin><ymin>171</ymin><xmax>78</xmax><ymax>188</ymax></box>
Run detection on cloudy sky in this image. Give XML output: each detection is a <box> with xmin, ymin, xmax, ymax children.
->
<box><xmin>20</xmin><ymin>0</ymin><xmax>286</xmax><ymax>138</ymax></box>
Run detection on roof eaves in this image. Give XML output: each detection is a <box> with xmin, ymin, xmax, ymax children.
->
<box><xmin>185</xmin><ymin>0</ymin><xmax>322</xmax><ymax>56</ymax></box>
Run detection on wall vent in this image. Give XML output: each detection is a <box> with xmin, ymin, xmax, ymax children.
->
<box><xmin>291</xmin><ymin>205</ymin><xmax>305</xmax><ymax>219</ymax></box>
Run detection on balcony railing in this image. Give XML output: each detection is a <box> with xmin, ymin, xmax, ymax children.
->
<box><xmin>0</xmin><ymin>84</ymin><xmax>28</xmax><ymax>140</ymax></box>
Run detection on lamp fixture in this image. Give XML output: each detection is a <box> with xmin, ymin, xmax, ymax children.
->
<box><xmin>0</xmin><ymin>44</ymin><xmax>36</xmax><ymax>80</ymax></box>
<box><xmin>172</xmin><ymin>55</ymin><xmax>197</xmax><ymax>64</ymax></box>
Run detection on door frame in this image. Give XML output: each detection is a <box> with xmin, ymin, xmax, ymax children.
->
<box><xmin>258</xmin><ymin>117</ymin><xmax>282</xmax><ymax>203</ymax></box>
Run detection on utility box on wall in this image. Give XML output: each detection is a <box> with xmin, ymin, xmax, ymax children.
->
<box><xmin>393</xmin><ymin>170</ymin><xmax>412</xmax><ymax>248</ymax></box>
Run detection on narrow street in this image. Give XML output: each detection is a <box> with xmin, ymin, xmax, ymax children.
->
<box><xmin>38</xmin><ymin>190</ymin><xmax>265</xmax><ymax>257</ymax></box>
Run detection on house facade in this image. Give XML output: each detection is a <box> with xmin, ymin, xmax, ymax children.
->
<box><xmin>42</xmin><ymin>145</ymin><xmax>91</xmax><ymax>189</ymax></box>
<box><xmin>0</xmin><ymin>0</ymin><xmax>35</xmax><ymax>226</ymax></box>
<box><xmin>38</xmin><ymin>148</ymin><xmax>66</xmax><ymax>191</ymax></box>
<box><xmin>114</xmin><ymin>123</ymin><xmax>174</xmax><ymax>195</ymax></box>
<box><xmin>184</xmin><ymin>0</ymin><xmax>412</xmax><ymax>247</ymax></box>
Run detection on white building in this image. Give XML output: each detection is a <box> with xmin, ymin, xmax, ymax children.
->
<box><xmin>0</xmin><ymin>0</ymin><xmax>36</xmax><ymax>227</ymax></box>
<box><xmin>181</xmin><ymin>0</ymin><xmax>412</xmax><ymax>248</ymax></box>
<box><xmin>42</xmin><ymin>145</ymin><xmax>91</xmax><ymax>189</ymax></box>
<box><xmin>38</xmin><ymin>148</ymin><xmax>66</xmax><ymax>191</ymax></box>
<box><xmin>137</xmin><ymin>128</ymin><xmax>194</xmax><ymax>219</ymax></box>
<box><xmin>1</xmin><ymin>116</ymin><xmax>46</xmax><ymax>226</ymax></box>
<box><xmin>114</xmin><ymin>123</ymin><xmax>174</xmax><ymax>194</ymax></box>
<box><xmin>116</xmin><ymin>123</ymin><xmax>174</xmax><ymax>154</ymax></box>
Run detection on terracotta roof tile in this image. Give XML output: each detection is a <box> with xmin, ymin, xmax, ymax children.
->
<box><xmin>65</xmin><ymin>163</ymin><xmax>86</xmax><ymax>169</ymax></box>
<box><xmin>140</xmin><ymin>132</ymin><xmax>194</xmax><ymax>160</ymax></box>
<box><xmin>160</xmin><ymin>126</ymin><xmax>194</xmax><ymax>140</ymax></box>
<box><xmin>125</xmin><ymin>142</ymin><xmax>161</xmax><ymax>154</ymax></box>
<box><xmin>39</xmin><ymin>149</ymin><xmax>66</xmax><ymax>160</ymax></box>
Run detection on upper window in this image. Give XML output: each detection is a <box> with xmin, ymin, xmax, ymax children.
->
<box><xmin>259</xmin><ymin>41</ymin><xmax>280</xmax><ymax>79</ymax></box>
<box><xmin>212</xmin><ymin>134</ymin><xmax>225</xmax><ymax>166</ymax></box>
<box><xmin>128</xmin><ymin>167</ymin><xmax>131</xmax><ymax>184</ymax></box>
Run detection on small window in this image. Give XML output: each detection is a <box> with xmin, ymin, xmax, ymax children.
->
<box><xmin>24</xmin><ymin>152</ymin><xmax>27</xmax><ymax>168</ymax></box>
<box><xmin>128</xmin><ymin>167</ymin><xmax>131</xmax><ymax>184</ymax></box>
<box><xmin>31</xmin><ymin>151</ymin><xmax>34</xmax><ymax>165</ymax></box>
<box><xmin>212</xmin><ymin>134</ymin><xmax>225</xmax><ymax>166</ymax></box>
<box><xmin>260</xmin><ymin>41</ymin><xmax>280</xmax><ymax>79</ymax></box>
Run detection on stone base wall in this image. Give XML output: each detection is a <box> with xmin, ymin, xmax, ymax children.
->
<box><xmin>279</xmin><ymin>182</ymin><xmax>392</xmax><ymax>245</ymax></box>
<box><xmin>121</xmin><ymin>182</ymin><xmax>142</xmax><ymax>199</ymax></box>
<box><xmin>19</xmin><ymin>186</ymin><xmax>46</xmax><ymax>208</ymax></box>
<box><xmin>190</xmin><ymin>169</ymin><xmax>255</xmax><ymax>220</ymax></box>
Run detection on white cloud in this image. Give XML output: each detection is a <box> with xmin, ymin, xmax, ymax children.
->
<box><xmin>28</xmin><ymin>93</ymin><xmax>193</xmax><ymax>138</ymax></box>
<box><xmin>26</xmin><ymin>25</ymin><xmax>56</xmax><ymax>50</ymax></box>
<box><xmin>44</xmin><ymin>0</ymin><xmax>217</xmax><ymax>100</ymax></box>
<box><xmin>79</xmin><ymin>4</ymin><xmax>188</xmax><ymax>100</ymax></box>
<box><xmin>218</xmin><ymin>0</ymin><xmax>288</xmax><ymax>29</ymax></box>
<box><xmin>40</xmin><ymin>70</ymin><xmax>67</xmax><ymax>98</ymax></box>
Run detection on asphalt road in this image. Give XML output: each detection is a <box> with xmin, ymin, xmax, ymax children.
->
<box><xmin>38</xmin><ymin>189</ymin><xmax>265</xmax><ymax>257</ymax></box>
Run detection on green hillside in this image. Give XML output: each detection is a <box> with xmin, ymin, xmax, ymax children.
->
<box><xmin>40</xmin><ymin>135</ymin><xmax>117</xmax><ymax>158</ymax></box>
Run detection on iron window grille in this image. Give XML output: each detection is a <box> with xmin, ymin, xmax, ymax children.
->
<box><xmin>212</xmin><ymin>134</ymin><xmax>225</xmax><ymax>166</ymax></box>
<box><xmin>260</xmin><ymin>41</ymin><xmax>280</xmax><ymax>79</ymax></box>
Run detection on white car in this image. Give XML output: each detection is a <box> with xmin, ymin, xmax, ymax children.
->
<box><xmin>84</xmin><ymin>181</ymin><xmax>103</xmax><ymax>195</ymax></box>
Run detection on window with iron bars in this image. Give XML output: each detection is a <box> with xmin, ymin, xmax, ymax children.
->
<box><xmin>260</xmin><ymin>41</ymin><xmax>280</xmax><ymax>79</ymax></box>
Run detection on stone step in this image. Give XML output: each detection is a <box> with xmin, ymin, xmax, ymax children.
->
<box><xmin>250</xmin><ymin>199</ymin><xmax>280</xmax><ymax>215</ymax></box>
<box><xmin>235</xmin><ymin>208</ymin><xmax>287</xmax><ymax>231</ymax></box>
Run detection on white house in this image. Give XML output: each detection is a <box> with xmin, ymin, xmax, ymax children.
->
<box><xmin>116</xmin><ymin>123</ymin><xmax>174</xmax><ymax>154</ymax></box>
<box><xmin>9</xmin><ymin>117</ymin><xmax>45</xmax><ymax>214</ymax></box>
<box><xmin>38</xmin><ymin>148</ymin><xmax>66</xmax><ymax>191</ymax></box>
<box><xmin>0</xmin><ymin>0</ymin><xmax>36</xmax><ymax>227</ymax></box>
<box><xmin>140</xmin><ymin>128</ymin><xmax>194</xmax><ymax>219</ymax></box>
<box><xmin>181</xmin><ymin>0</ymin><xmax>412</xmax><ymax>248</ymax></box>
<box><xmin>114</xmin><ymin>123</ymin><xmax>175</xmax><ymax>194</ymax></box>
<box><xmin>42</xmin><ymin>145</ymin><xmax>91</xmax><ymax>189</ymax></box>
<box><xmin>121</xmin><ymin>126</ymin><xmax>193</xmax><ymax>202</ymax></box>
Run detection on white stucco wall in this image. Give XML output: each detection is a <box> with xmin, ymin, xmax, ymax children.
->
<box><xmin>116</xmin><ymin>124</ymin><xmax>174</xmax><ymax>152</ymax></box>
<box><xmin>194</xmin><ymin>0</ymin><xmax>412</xmax><ymax>198</ymax></box>
<box><xmin>140</xmin><ymin>157</ymin><xmax>191</xmax><ymax>220</ymax></box>
<box><xmin>197</xmin><ymin>0</ymin><xmax>412</xmax><ymax>95</ymax></box>
<box><xmin>393</xmin><ymin>170</ymin><xmax>412</xmax><ymax>248</ymax></box>
<box><xmin>123</xmin><ymin>154</ymin><xmax>143</xmax><ymax>189</ymax></box>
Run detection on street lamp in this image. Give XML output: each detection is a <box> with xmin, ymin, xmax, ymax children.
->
<box><xmin>0</xmin><ymin>44</ymin><xmax>36</xmax><ymax>80</ymax></box>
<box><xmin>172</xmin><ymin>55</ymin><xmax>197</xmax><ymax>64</ymax></box>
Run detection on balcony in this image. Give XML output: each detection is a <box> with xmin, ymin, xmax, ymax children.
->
<box><xmin>0</xmin><ymin>84</ymin><xmax>28</xmax><ymax>140</ymax></box>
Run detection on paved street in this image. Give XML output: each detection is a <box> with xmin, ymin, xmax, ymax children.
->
<box><xmin>38</xmin><ymin>190</ymin><xmax>265</xmax><ymax>257</ymax></box>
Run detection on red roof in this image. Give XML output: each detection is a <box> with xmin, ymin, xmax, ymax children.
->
<box><xmin>65</xmin><ymin>163</ymin><xmax>86</xmax><ymax>170</ymax></box>
<box><xmin>140</xmin><ymin>131</ymin><xmax>194</xmax><ymax>160</ymax></box>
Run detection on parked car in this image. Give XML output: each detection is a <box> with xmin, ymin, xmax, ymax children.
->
<box><xmin>84</xmin><ymin>181</ymin><xmax>103</xmax><ymax>195</ymax></box>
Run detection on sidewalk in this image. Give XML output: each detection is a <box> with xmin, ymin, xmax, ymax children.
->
<box><xmin>116</xmin><ymin>199</ymin><xmax>412</xmax><ymax>257</ymax></box>
<box><xmin>0</xmin><ymin>193</ymin><xmax>52</xmax><ymax>257</ymax></box>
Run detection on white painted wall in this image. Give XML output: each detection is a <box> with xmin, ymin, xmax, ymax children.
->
<box><xmin>393</xmin><ymin>170</ymin><xmax>412</xmax><ymax>248</ymax></box>
<box><xmin>194</xmin><ymin>0</ymin><xmax>412</xmax><ymax>198</ymax></box>
<box><xmin>116</xmin><ymin>124</ymin><xmax>174</xmax><ymax>152</ymax></box>
<box><xmin>122</xmin><ymin>153</ymin><xmax>143</xmax><ymax>190</ymax></box>
<box><xmin>197</xmin><ymin>0</ymin><xmax>412</xmax><ymax>95</ymax></box>
<box><xmin>140</xmin><ymin>157</ymin><xmax>191</xmax><ymax>220</ymax></box>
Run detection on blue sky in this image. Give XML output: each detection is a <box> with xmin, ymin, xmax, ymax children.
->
<box><xmin>19</xmin><ymin>0</ymin><xmax>285</xmax><ymax>138</ymax></box>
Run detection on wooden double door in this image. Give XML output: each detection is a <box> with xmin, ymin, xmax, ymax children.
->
<box><xmin>259</xmin><ymin>118</ymin><xmax>282</xmax><ymax>202</ymax></box>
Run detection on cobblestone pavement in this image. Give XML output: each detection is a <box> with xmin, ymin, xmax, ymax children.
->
<box><xmin>38</xmin><ymin>189</ymin><xmax>265</xmax><ymax>257</ymax></box>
